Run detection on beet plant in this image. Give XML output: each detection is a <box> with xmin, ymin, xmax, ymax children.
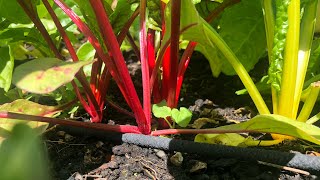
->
<box><xmin>0</xmin><ymin>0</ymin><xmax>320</xmax><ymax>147</ymax></box>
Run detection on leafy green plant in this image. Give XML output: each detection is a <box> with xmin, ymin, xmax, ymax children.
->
<box><xmin>0</xmin><ymin>0</ymin><xmax>239</xmax><ymax>135</ymax></box>
<box><xmin>152</xmin><ymin>100</ymin><xmax>192</xmax><ymax>128</ymax></box>
<box><xmin>0</xmin><ymin>0</ymin><xmax>320</xmax><ymax>147</ymax></box>
<box><xmin>192</xmin><ymin>0</ymin><xmax>320</xmax><ymax>144</ymax></box>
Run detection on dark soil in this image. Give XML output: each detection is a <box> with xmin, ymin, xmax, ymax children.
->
<box><xmin>45</xmin><ymin>53</ymin><xmax>320</xmax><ymax>179</ymax></box>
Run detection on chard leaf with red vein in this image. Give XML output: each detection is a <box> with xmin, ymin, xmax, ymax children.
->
<box><xmin>0</xmin><ymin>99</ymin><xmax>60</xmax><ymax>136</ymax></box>
<box><xmin>12</xmin><ymin>58</ymin><xmax>94</xmax><ymax>94</ymax></box>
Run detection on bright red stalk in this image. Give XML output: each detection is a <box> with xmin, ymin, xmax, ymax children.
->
<box><xmin>174</xmin><ymin>0</ymin><xmax>241</xmax><ymax>105</ymax></box>
<box><xmin>88</xmin><ymin>0</ymin><xmax>149</xmax><ymax>134</ymax></box>
<box><xmin>147</xmin><ymin>29</ymin><xmax>161</xmax><ymax>103</ymax></box>
<box><xmin>117</xmin><ymin>6</ymin><xmax>140</xmax><ymax>45</ymax></box>
<box><xmin>167</xmin><ymin>0</ymin><xmax>181</xmax><ymax>108</ymax></box>
<box><xmin>17</xmin><ymin>0</ymin><xmax>62</xmax><ymax>59</ymax></box>
<box><xmin>139</xmin><ymin>0</ymin><xmax>152</xmax><ymax>127</ymax></box>
<box><xmin>175</xmin><ymin>42</ymin><xmax>197</xmax><ymax>104</ymax></box>
<box><xmin>43</xmin><ymin>0</ymin><xmax>102</xmax><ymax>122</ymax></box>
<box><xmin>53</xmin><ymin>0</ymin><xmax>130</xmax><ymax>112</ymax></box>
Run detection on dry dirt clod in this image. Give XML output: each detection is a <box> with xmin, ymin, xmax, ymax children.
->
<box><xmin>56</xmin><ymin>130</ymin><xmax>66</xmax><ymax>137</ymax></box>
<box><xmin>64</xmin><ymin>134</ymin><xmax>74</xmax><ymax>142</ymax></box>
<box><xmin>190</xmin><ymin>160</ymin><xmax>207</xmax><ymax>173</ymax></box>
<box><xmin>96</xmin><ymin>141</ymin><xmax>104</xmax><ymax>148</ymax></box>
<box><xmin>170</xmin><ymin>152</ymin><xmax>183</xmax><ymax>166</ymax></box>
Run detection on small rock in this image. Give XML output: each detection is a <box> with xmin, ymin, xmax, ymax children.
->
<box><xmin>67</xmin><ymin>172</ymin><xmax>83</xmax><ymax>180</ymax></box>
<box><xmin>190</xmin><ymin>160</ymin><xmax>207</xmax><ymax>173</ymax></box>
<box><xmin>57</xmin><ymin>131</ymin><xmax>66</xmax><ymax>137</ymax></box>
<box><xmin>96</xmin><ymin>141</ymin><xmax>104</xmax><ymax>148</ymax></box>
<box><xmin>64</xmin><ymin>134</ymin><xmax>74</xmax><ymax>142</ymax></box>
<box><xmin>170</xmin><ymin>152</ymin><xmax>183</xmax><ymax>166</ymax></box>
<box><xmin>156</xmin><ymin>150</ymin><xmax>166</xmax><ymax>159</ymax></box>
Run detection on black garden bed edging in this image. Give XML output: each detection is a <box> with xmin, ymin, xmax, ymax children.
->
<box><xmin>54</xmin><ymin>125</ymin><xmax>320</xmax><ymax>175</ymax></box>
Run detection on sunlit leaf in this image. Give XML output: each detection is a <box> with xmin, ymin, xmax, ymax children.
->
<box><xmin>0</xmin><ymin>46</ymin><xmax>14</xmax><ymax>92</ymax></box>
<box><xmin>12</xmin><ymin>58</ymin><xmax>94</xmax><ymax>94</ymax></box>
<box><xmin>0</xmin><ymin>99</ymin><xmax>60</xmax><ymax>136</ymax></box>
<box><xmin>195</xmin><ymin>114</ymin><xmax>320</xmax><ymax>145</ymax></box>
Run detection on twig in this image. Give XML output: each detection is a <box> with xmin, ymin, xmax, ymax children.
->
<box><xmin>257</xmin><ymin>160</ymin><xmax>310</xmax><ymax>175</ymax></box>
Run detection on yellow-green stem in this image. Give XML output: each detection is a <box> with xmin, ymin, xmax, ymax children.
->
<box><xmin>278</xmin><ymin>0</ymin><xmax>300</xmax><ymax>118</ymax></box>
<box><xmin>204</xmin><ymin>24</ymin><xmax>270</xmax><ymax>115</ymax></box>
<box><xmin>307</xmin><ymin>112</ymin><xmax>320</xmax><ymax>124</ymax></box>
<box><xmin>297</xmin><ymin>82</ymin><xmax>320</xmax><ymax>122</ymax></box>
<box><xmin>293</xmin><ymin>0</ymin><xmax>318</xmax><ymax>117</ymax></box>
<box><xmin>261</xmin><ymin>0</ymin><xmax>278</xmax><ymax>114</ymax></box>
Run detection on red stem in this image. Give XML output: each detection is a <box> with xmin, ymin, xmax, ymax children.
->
<box><xmin>139</xmin><ymin>0</ymin><xmax>151</xmax><ymax>130</ymax></box>
<box><xmin>167</xmin><ymin>0</ymin><xmax>181</xmax><ymax>108</ymax></box>
<box><xmin>117</xmin><ymin>6</ymin><xmax>140</xmax><ymax>45</ymax></box>
<box><xmin>126</xmin><ymin>32</ymin><xmax>141</xmax><ymax>60</ymax></box>
<box><xmin>175</xmin><ymin>0</ymin><xmax>241</xmax><ymax>105</ymax></box>
<box><xmin>43</xmin><ymin>0</ymin><xmax>101</xmax><ymax>122</ymax></box>
<box><xmin>0</xmin><ymin>112</ymin><xmax>141</xmax><ymax>134</ymax></box>
<box><xmin>88</xmin><ymin>0</ymin><xmax>149</xmax><ymax>134</ymax></box>
<box><xmin>17</xmin><ymin>0</ymin><xmax>62</xmax><ymax>59</ymax></box>
<box><xmin>53</xmin><ymin>0</ymin><xmax>130</xmax><ymax>112</ymax></box>
<box><xmin>147</xmin><ymin>29</ymin><xmax>161</xmax><ymax>103</ymax></box>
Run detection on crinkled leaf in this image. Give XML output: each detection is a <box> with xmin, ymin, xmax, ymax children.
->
<box><xmin>268</xmin><ymin>0</ymin><xmax>290</xmax><ymax>91</ymax></box>
<box><xmin>195</xmin><ymin>114</ymin><xmax>320</xmax><ymax>145</ymax></box>
<box><xmin>0</xmin><ymin>46</ymin><xmax>14</xmax><ymax>92</ymax></box>
<box><xmin>0</xmin><ymin>0</ymin><xmax>31</xmax><ymax>24</ymax></box>
<box><xmin>0</xmin><ymin>99</ymin><xmax>60</xmax><ymax>135</ymax></box>
<box><xmin>152</xmin><ymin>100</ymin><xmax>171</xmax><ymax>119</ymax></box>
<box><xmin>219</xmin><ymin>0</ymin><xmax>266</xmax><ymax>75</ymax></box>
<box><xmin>171</xmin><ymin>107</ymin><xmax>192</xmax><ymax>127</ymax></box>
<box><xmin>12</xmin><ymin>58</ymin><xmax>94</xmax><ymax>94</ymax></box>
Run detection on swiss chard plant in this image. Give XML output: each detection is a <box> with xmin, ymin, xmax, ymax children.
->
<box><xmin>0</xmin><ymin>0</ymin><xmax>320</xmax><ymax>147</ymax></box>
<box><xmin>192</xmin><ymin>0</ymin><xmax>320</xmax><ymax>145</ymax></box>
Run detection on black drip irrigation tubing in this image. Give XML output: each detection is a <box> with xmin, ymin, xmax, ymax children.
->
<box><xmin>54</xmin><ymin>125</ymin><xmax>320</xmax><ymax>175</ymax></box>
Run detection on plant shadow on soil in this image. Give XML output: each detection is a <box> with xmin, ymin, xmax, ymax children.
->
<box><xmin>44</xmin><ymin>52</ymin><xmax>320</xmax><ymax>179</ymax></box>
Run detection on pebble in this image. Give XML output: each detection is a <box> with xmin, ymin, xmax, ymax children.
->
<box><xmin>95</xmin><ymin>141</ymin><xmax>104</xmax><ymax>148</ymax></box>
<box><xmin>155</xmin><ymin>150</ymin><xmax>166</xmax><ymax>159</ymax></box>
<box><xmin>64</xmin><ymin>134</ymin><xmax>74</xmax><ymax>142</ymax></box>
<box><xmin>190</xmin><ymin>160</ymin><xmax>207</xmax><ymax>173</ymax></box>
<box><xmin>57</xmin><ymin>130</ymin><xmax>66</xmax><ymax>137</ymax></box>
<box><xmin>170</xmin><ymin>152</ymin><xmax>183</xmax><ymax>166</ymax></box>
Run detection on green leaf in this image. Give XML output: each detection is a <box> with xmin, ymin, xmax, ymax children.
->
<box><xmin>0</xmin><ymin>46</ymin><xmax>14</xmax><ymax>92</ymax></box>
<box><xmin>219</xmin><ymin>0</ymin><xmax>266</xmax><ymax>75</ymax></box>
<box><xmin>76</xmin><ymin>41</ymin><xmax>96</xmax><ymax>61</ymax></box>
<box><xmin>0</xmin><ymin>124</ymin><xmax>49</xmax><ymax>180</ymax></box>
<box><xmin>0</xmin><ymin>0</ymin><xmax>31</xmax><ymax>24</ymax></box>
<box><xmin>0</xmin><ymin>99</ymin><xmax>60</xmax><ymax>135</ymax></box>
<box><xmin>152</xmin><ymin>100</ymin><xmax>172</xmax><ymax>119</ymax></box>
<box><xmin>195</xmin><ymin>133</ymin><xmax>281</xmax><ymax>147</ymax></box>
<box><xmin>195</xmin><ymin>114</ymin><xmax>320</xmax><ymax>145</ymax></box>
<box><xmin>109</xmin><ymin>0</ymin><xmax>135</xmax><ymax>34</ymax></box>
<box><xmin>12</xmin><ymin>58</ymin><xmax>94</xmax><ymax>94</ymax></box>
<box><xmin>171</xmin><ymin>107</ymin><xmax>193</xmax><ymax>127</ymax></box>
